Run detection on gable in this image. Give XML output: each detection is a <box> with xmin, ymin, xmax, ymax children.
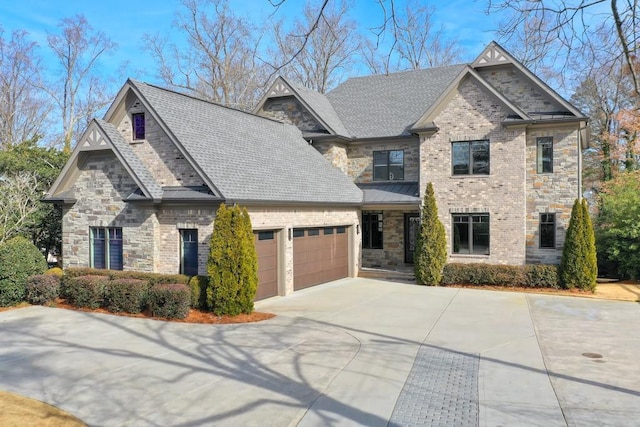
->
<box><xmin>259</xmin><ymin>95</ymin><xmax>328</xmax><ymax>134</ymax></box>
<box><xmin>113</xmin><ymin>93</ymin><xmax>207</xmax><ymax>187</ymax></box>
<box><xmin>46</xmin><ymin>119</ymin><xmax>162</xmax><ymax>203</ymax></box>
<box><xmin>411</xmin><ymin>67</ymin><xmax>529</xmax><ymax>133</ymax></box>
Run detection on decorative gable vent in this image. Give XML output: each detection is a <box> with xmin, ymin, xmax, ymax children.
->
<box><xmin>269</xmin><ymin>81</ymin><xmax>292</xmax><ymax>96</ymax></box>
<box><xmin>81</xmin><ymin>128</ymin><xmax>108</xmax><ymax>148</ymax></box>
<box><xmin>475</xmin><ymin>46</ymin><xmax>509</xmax><ymax>66</ymax></box>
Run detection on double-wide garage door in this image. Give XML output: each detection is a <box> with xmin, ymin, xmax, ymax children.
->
<box><xmin>293</xmin><ymin>226</ymin><xmax>348</xmax><ymax>290</ymax></box>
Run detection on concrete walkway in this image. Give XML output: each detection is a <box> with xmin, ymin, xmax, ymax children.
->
<box><xmin>0</xmin><ymin>278</ymin><xmax>639</xmax><ymax>426</ymax></box>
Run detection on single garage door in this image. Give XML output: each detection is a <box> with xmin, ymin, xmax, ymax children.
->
<box><xmin>254</xmin><ymin>230</ymin><xmax>278</xmax><ymax>300</ymax></box>
<box><xmin>293</xmin><ymin>226</ymin><xmax>348</xmax><ymax>291</ymax></box>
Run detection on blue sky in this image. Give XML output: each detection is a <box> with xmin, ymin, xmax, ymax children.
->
<box><xmin>0</xmin><ymin>0</ymin><xmax>499</xmax><ymax>84</ymax></box>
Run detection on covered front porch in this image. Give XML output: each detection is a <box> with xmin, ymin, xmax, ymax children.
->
<box><xmin>358</xmin><ymin>182</ymin><xmax>421</xmax><ymax>270</ymax></box>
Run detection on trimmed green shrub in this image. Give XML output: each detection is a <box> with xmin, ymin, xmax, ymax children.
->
<box><xmin>560</xmin><ymin>199</ymin><xmax>597</xmax><ymax>291</ymax></box>
<box><xmin>525</xmin><ymin>264</ymin><xmax>559</xmax><ymax>288</ymax></box>
<box><xmin>104</xmin><ymin>279</ymin><xmax>149</xmax><ymax>313</ymax></box>
<box><xmin>414</xmin><ymin>182</ymin><xmax>448</xmax><ymax>286</ymax></box>
<box><xmin>63</xmin><ymin>268</ymin><xmax>189</xmax><ymax>285</ymax></box>
<box><xmin>45</xmin><ymin>267</ymin><xmax>64</xmax><ymax>278</ymax></box>
<box><xmin>25</xmin><ymin>274</ymin><xmax>60</xmax><ymax>304</ymax></box>
<box><xmin>148</xmin><ymin>283</ymin><xmax>190</xmax><ymax>319</ymax></box>
<box><xmin>581</xmin><ymin>199</ymin><xmax>598</xmax><ymax>291</ymax></box>
<box><xmin>189</xmin><ymin>275</ymin><xmax>208</xmax><ymax>309</ymax></box>
<box><xmin>441</xmin><ymin>263</ymin><xmax>559</xmax><ymax>288</ymax></box>
<box><xmin>207</xmin><ymin>204</ymin><xmax>258</xmax><ymax>315</ymax></box>
<box><xmin>0</xmin><ymin>236</ymin><xmax>48</xmax><ymax>306</ymax></box>
<box><xmin>64</xmin><ymin>275</ymin><xmax>109</xmax><ymax>308</ymax></box>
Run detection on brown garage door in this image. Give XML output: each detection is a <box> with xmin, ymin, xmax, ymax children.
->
<box><xmin>293</xmin><ymin>226</ymin><xmax>348</xmax><ymax>291</ymax></box>
<box><xmin>254</xmin><ymin>230</ymin><xmax>278</xmax><ymax>300</ymax></box>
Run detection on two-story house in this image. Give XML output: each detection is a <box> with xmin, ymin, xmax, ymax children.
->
<box><xmin>45</xmin><ymin>41</ymin><xmax>588</xmax><ymax>299</ymax></box>
<box><xmin>255</xmin><ymin>41</ymin><xmax>588</xmax><ymax>269</ymax></box>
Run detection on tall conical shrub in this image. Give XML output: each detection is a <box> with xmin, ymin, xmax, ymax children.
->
<box><xmin>560</xmin><ymin>198</ymin><xmax>596</xmax><ymax>290</ymax></box>
<box><xmin>414</xmin><ymin>182</ymin><xmax>448</xmax><ymax>285</ymax></box>
<box><xmin>581</xmin><ymin>198</ymin><xmax>598</xmax><ymax>291</ymax></box>
<box><xmin>207</xmin><ymin>204</ymin><xmax>258</xmax><ymax>315</ymax></box>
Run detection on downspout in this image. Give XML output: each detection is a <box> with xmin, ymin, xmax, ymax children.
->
<box><xmin>577</xmin><ymin>123</ymin><xmax>583</xmax><ymax>200</ymax></box>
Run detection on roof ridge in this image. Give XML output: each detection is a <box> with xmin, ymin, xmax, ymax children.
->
<box><xmin>131</xmin><ymin>80</ymin><xmax>286</xmax><ymax>126</ymax></box>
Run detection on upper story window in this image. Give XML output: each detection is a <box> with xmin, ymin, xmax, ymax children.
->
<box><xmin>537</xmin><ymin>137</ymin><xmax>553</xmax><ymax>173</ymax></box>
<box><xmin>373</xmin><ymin>150</ymin><xmax>404</xmax><ymax>181</ymax></box>
<box><xmin>132</xmin><ymin>113</ymin><xmax>145</xmax><ymax>140</ymax></box>
<box><xmin>452</xmin><ymin>140</ymin><xmax>490</xmax><ymax>175</ymax></box>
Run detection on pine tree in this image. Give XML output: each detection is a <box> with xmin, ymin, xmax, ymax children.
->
<box><xmin>207</xmin><ymin>204</ymin><xmax>258</xmax><ymax>315</ymax></box>
<box><xmin>414</xmin><ymin>182</ymin><xmax>448</xmax><ymax>285</ymax></box>
<box><xmin>581</xmin><ymin>198</ymin><xmax>598</xmax><ymax>291</ymax></box>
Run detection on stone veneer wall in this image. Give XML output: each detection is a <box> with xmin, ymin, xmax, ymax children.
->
<box><xmin>313</xmin><ymin>141</ymin><xmax>349</xmax><ymax>174</ymax></box>
<box><xmin>421</xmin><ymin>77</ymin><xmax>528</xmax><ymax>265</ymax></box>
<box><xmin>477</xmin><ymin>67</ymin><xmax>564</xmax><ymax>114</ymax></box>
<box><xmin>117</xmin><ymin>98</ymin><xmax>204</xmax><ymax>187</ymax></box>
<box><xmin>62</xmin><ymin>153</ymin><xmax>157</xmax><ymax>271</ymax></box>
<box><xmin>259</xmin><ymin>97</ymin><xmax>326</xmax><ymax>133</ymax></box>
<box><xmin>361</xmin><ymin>209</ymin><xmax>418</xmax><ymax>268</ymax></box>
<box><xmin>346</xmin><ymin>139</ymin><xmax>420</xmax><ymax>183</ymax></box>
<box><xmin>525</xmin><ymin>125</ymin><xmax>579</xmax><ymax>264</ymax></box>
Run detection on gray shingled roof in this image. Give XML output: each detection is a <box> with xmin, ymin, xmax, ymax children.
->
<box><xmin>95</xmin><ymin>119</ymin><xmax>163</xmax><ymax>200</ymax></box>
<box><xmin>358</xmin><ymin>182</ymin><xmax>420</xmax><ymax>205</ymax></box>
<box><xmin>131</xmin><ymin>80</ymin><xmax>362</xmax><ymax>205</ymax></box>
<box><xmin>285</xmin><ymin>79</ymin><xmax>350</xmax><ymax>137</ymax></box>
<box><xmin>326</xmin><ymin>64</ymin><xmax>467</xmax><ymax>138</ymax></box>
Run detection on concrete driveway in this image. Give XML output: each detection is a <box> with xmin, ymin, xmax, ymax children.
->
<box><xmin>1</xmin><ymin>278</ymin><xmax>639</xmax><ymax>426</ymax></box>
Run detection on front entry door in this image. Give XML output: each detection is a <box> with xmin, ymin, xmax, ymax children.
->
<box><xmin>404</xmin><ymin>213</ymin><xmax>420</xmax><ymax>263</ymax></box>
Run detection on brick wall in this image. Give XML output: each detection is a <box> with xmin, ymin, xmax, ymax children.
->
<box><xmin>116</xmin><ymin>98</ymin><xmax>204</xmax><ymax>187</ymax></box>
<box><xmin>421</xmin><ymin>77</ymin><xmax>528</xmax><ymax>265</ymax></box>
<box><xmin>477</xmin><ymin>67</ymin><xmax>564</xmax><ymax>114</ymax></box>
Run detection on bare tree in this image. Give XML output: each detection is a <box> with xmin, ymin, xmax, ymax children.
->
<box><xmin>571</xmin><ymin>28</ymin><xmax>636</xmax><ymax>183</ymax></box>
<box><xmin>45</xmin><ymin>15</ymin><xmax>116</xmax><ymax>153</ymax></box>
<box><xmin>0</xmin><ymin>28</ymin><xmax>51</xmax><ymax>149</ymax></box>
<box><xmin>0</xmin><ymin>171</ymin><xmax>40</xmax><ymax>244</ymax></box>
<box><xmin>269</xmin><ymin>0</ymin><xmax>362</xmax><ymax>93</ymax></box>
<box><xmin>144</xmin><ymin>0</ymin><xmax>266</xmax><ymax>110</ymax></box>
<box><xmin>389</xmin><ymin>1</ymin><xmax>462</xmax><ymax>71</ymax></box>
<box><xmin>487</xmin><ymin>0</ymin><xmax>640</xmax><ymax>98</ymax></box>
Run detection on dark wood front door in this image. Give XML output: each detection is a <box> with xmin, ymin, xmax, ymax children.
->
<box><xmin>404</xmin><ymin>214</ymin><xmax>420</xmax><ymax>263</ymax></box>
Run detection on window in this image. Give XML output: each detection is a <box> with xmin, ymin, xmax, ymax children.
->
<box><xmin>540</xmin><ymin>213</ymin><xmax>556</xmax><ymax>248</ymax></box>
<box><xmin>324</xmin><ymin>227</ymin><xmax>334</xmax><ymax>235</ymax></box>
<box><xmin>362</xmin><ymin>212</ymin><xmax>383</xmax><ymax>249</ymax></box>
<box><xmin>90</xmin><ymin>227</ymin><xmax>123</xmax><ymax>270</ymax></box>
<box><xmin>373</xmin><ymin>150</ymin><xmax>404</xmax><ymax>181</ymax></box>
<box><xmin>132</xmin><ymin>113</ymin><xmax>145</xmax><ymax>140</ymax></box>
<box><xmin>180</xmin><ymin>229</ymin><xmax>198</xmax><ymax>276</ymax></box>
<box><xmin>452</xmin><ymin>140</ymin><xmax>490</xmax><ymax>175</ymax></box>
<box><xmin>452</xmin><ymin>214</ymin><xmax>489</xmax><ymax>255</ymax></box>
<box><xmin>537</xmin><ymin>137</ymin><xmax>553</xmax><ymax>173</ymax></box>
<box><xmin>258</xmin><ymin>231</ymin><xmax>274</xmax><ymax>240</ymax></box>
<box><xmin>307</xmin><ymin>228</ymin><xmax>320</xmax><ymax>236</ymax></box>
<box><xmin>293</xmin><ymin>229</ymin><xmax>305</xmax><ymax>238</ymax></box>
